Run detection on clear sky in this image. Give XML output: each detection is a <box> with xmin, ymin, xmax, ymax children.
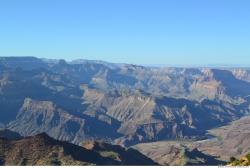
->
<box><xmin>0</xmin><ymin>0</ymin><xmax>249</xmax><ymax>65</ymax></box>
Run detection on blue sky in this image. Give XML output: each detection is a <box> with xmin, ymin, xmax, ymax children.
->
<box><xmin>0</xmin><ymin>0</ymin><xmax>249</xmax><ymax>65</ymax></box>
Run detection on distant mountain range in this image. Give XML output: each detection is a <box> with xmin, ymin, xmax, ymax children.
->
<box><xmin>143</xmin><ymin>63</ymin><xmax>250</xmax><ymax>68</ymax></box>
<box><xmin>0</xmin><ymin>56</ymin><xmax>250</xmax><ymax>165</ymax></box>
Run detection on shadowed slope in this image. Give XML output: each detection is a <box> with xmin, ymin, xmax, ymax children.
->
<box><xmin>0</xmin><ymin>132</ymin><xmax>157</xmax><ymax>166</ymax></box>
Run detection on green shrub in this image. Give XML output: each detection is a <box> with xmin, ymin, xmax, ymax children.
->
<box><xmin>230</xmin><ymin>157</ymin><xmax>237</xmax><ymax>162</ymax></box>
<box><xmin>246</xmin><ymin>153</ymin><xmax>250</xmax><ymax>161</ymax></box>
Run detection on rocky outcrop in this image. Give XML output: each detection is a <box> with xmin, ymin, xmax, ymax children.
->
<box><xmin>0</xmin><ymin>132</ymin><xmax>157</xmax><ymax>166</ymax></box>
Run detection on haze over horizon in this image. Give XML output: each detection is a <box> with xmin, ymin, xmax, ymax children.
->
<box><xmin>0</xmin><ymin>0</ymin><xmax>250</xmax><ymax>65</ymax></box>
<box><xmin>1</xmin><ymin>56</ymin><xmax>250</xmax><ymax>68</ymax></box>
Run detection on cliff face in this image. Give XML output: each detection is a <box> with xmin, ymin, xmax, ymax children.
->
<box><xmin>231</xmin><ymin>68</ymin><xmax>250</xmax><ymax>83</ymax></box>
<box><xmin>8</xmin><ymin>98</ymin><xmax>88</xmax><ymax>144</ymax></box>
<box><xmin>1</xmin><ymin>57</ymin><xmax>250</xmax><ymax>146</ymax></box>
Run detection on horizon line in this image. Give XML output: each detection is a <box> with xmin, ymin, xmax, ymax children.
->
<box><xmin>1</xmin><ymin>56</ymin><xmax>250</xmax><ymax>68</ymax></box>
